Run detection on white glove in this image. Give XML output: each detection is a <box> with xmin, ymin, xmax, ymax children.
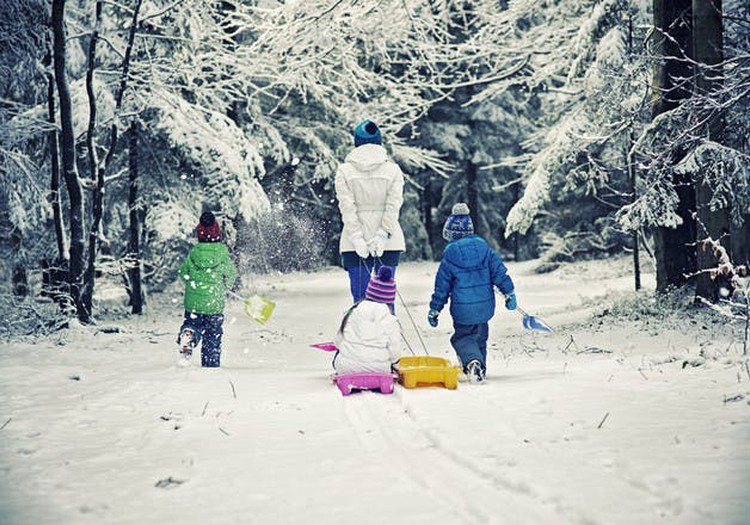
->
<box><xmin>369</xmin><ymin>229</ymin><xmax>389</xmax><ymax>258</ymax></box>
<box><xmin>349</xmin><ymin>232</ymin><xmax>370</xmax><ymax>259</ymax></box>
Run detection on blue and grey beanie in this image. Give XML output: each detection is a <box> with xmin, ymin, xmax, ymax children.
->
<box><xmin>442</xmin><ymin>203</ymin><xmax>474</xmax><ymax>241</ymax></box>
<box><xmin>354</xmin><ymin>120</ymin><xmax>382</xmax><ymax>147</ymax></box>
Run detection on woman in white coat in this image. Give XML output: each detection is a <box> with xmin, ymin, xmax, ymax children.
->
<box><xmin>333</xmin><ymin>266</ymin><xmax>402</xmax><ymax>375</ymax></box>
<box><xmin>335</xmin><ymin>119</ymin><xmax>406</xmax><ymax>303</ymax></box>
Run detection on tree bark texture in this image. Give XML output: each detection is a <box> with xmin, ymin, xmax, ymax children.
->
<box><xmin>81</xmin><ymin>0</ymin><xmax>143</xmax><ymax>321</ymax></box>
<box><xmin>80</xmin><ymin>0</ymin><xmax>104</xmax><ymax>322</ymax></box>
<box><xmin>422</xmin><ymin>180</ymin><xmax>435</xmax><ymax>256</ymax></box>
<box><xmin>651</xmin><ymin>0</ymin><xmax>696</xmax><ymax>292</ymax></box>
<box><xmin>627</xmin><ymin>18</ymin><xmax>641</xmax><ymax>291</ymax></box>
<box><xmin>127</xmin><ymin>120</ymin><xmax>144</xmax><ymax>314</ymax></box>
<box><xmin>46</xmin><ymin>33</ymin><xmax>67</xmax><ymax>264</ymax></box>
<box><xmin>466</xmin><ymin>159</ymin><xmax>479</xmax><ymax>238</ymax></box>
<box><xmin>693</xmin><ymin>0</ymin><xmax>730</xmax><ymax>301</ymax></box>
<box><xmin>52</xmin><ymin>0</ymin><xmax>86</xmax><ymax>316</ymax></box>
<box><xmin>731</xmin><ymin>220</ymin><xmax>750</xmax><ymax>269</ymax></box>
<box><xmin>11</xmin><ymin>231</ymin><xmax>28</xmax><ymax>296</ymax></box>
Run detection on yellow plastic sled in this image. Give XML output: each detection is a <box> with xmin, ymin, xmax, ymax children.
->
<box><xmin>396</xmin><ymin>356</ymin><xmax>460</xmax><ymax>389</ymax></box>
<box><xmin>243</xmin><ymin>294</ymin><xmax>276</xmax><ymax>325</ymax></box>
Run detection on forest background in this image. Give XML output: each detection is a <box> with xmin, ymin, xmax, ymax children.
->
<box><xmin>1</xmin><ymin>0</ymin><xmax>749</xmax><ymax>332</ymax></box>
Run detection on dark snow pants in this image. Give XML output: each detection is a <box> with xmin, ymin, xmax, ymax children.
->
<box><xmin>179</xmin><ymin>311</ymin><xmax>224</xmax><ymax>367</ymax></box>
<box><xmin>451</xmin><ymin>322</ymin><xmax>489</xmax><ymax>372</ymax></box>
<box><xmin>342</xmin><ymin>251</ymin><xmax>400</xmax><ymax>303</ymax></box>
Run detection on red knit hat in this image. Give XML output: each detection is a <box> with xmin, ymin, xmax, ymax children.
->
<box><xmin>197</xmin><ymin>211</ymin><xmax>222</xmax><ymax>242</ymax></box>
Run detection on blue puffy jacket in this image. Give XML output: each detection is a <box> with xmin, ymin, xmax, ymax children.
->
<box><xmin>429</xmin><ymin>235</ymin><xmax>514</xmax><ymax>325</ymax></box>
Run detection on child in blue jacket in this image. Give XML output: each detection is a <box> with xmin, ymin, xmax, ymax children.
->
<box><xmin>427</xmin><ymin>203</ymin><xmax>516</xmax><ymax>382</ymax></box>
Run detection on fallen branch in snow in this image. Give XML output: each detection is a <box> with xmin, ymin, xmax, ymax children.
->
<box><xmin>94</xmin><ymin>325</ymin><xmax>122</xmax><ymax>334</ymax></box>
<box><xmin>229</xmin><ymin>380</ymin><xmax>237</xmax><ymax>399</ymax></box>
<box><xmin>219</xmin><ymin>427</ymin><xmax>230</xmax><ymax>436</ymax></box>
<box><xmin>201</xmin><ymin>401</ymin><xmax>209</xmax><ymax>416</ymax></box>
<box><xmin>562</xmin><ymin>334</ymin><xmax>579</xmax><ymax>354</ymax></box>
<box><xmin>597</xmin><ymin>412</ymin><xmax>610</xmax><ymax>429</ymax></box>
<box><xmin>520</xmin><ymin>339</ymin><xmax>550</xmax><ymax>357</ymax></box>
<box><xmin>638</xmin><ymin>368</ymin><xmax>649</xmax><ymax>380</ymax></box>
<box><xmin>0</xmin><ymin>417</ymin><xmax>11</xmax><ymax>431</ymax></box>
<box><xmin>577</xmin><ymin>346</ymin><xmax>613</xmax><ymax>355</ymax></box>
<box><xmin>155</xmin><ymin>476</ymin><xmax>185</xmax><ymax>489</ymax></box>
<box><xmin>723</xmin><ymin>394</ymin><xmax>745</xmax><ymax>404</ymax></box>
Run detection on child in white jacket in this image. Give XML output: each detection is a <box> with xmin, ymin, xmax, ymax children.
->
<box><xmin>333</xmin><ymin>266</ymin><xmax>402</xmax><ymax>375</ymax></box>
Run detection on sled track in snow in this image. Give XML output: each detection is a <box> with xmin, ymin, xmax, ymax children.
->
<box><xmin>457</xmin><ymin>383</ymin><xmax>710</xmax><ymax>524</ymax></box>
<box><xmin>342</xmin><ymin>390</ymin><xmax>563</xmax><ymax>525</ymax></box>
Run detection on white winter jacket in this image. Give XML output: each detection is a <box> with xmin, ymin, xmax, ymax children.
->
<box><xmin>333</xmin><ymin>300</ymin><xmax>402</xmax><ymax>375</ymax></box>
<box><xmin>335</xmin><ymin>144</ymin><xmax>406</xmax><ymax>253</ymax></box>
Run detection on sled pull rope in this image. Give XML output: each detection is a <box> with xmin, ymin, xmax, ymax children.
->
<box><xmin>398</xmin><ymin>321</ymin><xmax>417</xmax><ymax>356</ymax></box>
<box><xmin>396</xmin><ymin>289</ymin><xmax>430</xmax><ymax>356</ymax></box>
<box><xmin>366</xmin><ymin>257</ymin><xmax>430</xmax><ymax>356</ymax></box>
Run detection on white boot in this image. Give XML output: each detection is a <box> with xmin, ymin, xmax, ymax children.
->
<box><xmin>465</xmin><ymin>360</ymin><xmax>486</xmax><ymax>383</ymax></box>
<box><xmin>179</xmin><ymin>328</ymin><xmax>195</xmax><ymax>359</ymax></box>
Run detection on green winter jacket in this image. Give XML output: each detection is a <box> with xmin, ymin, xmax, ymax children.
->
<box><xmin>178</xmin><ymin>242</ymin><xmax>237</xmax><ymax>315</ymax></box>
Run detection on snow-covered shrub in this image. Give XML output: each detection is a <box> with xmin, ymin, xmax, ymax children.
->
<box><xmin>694</xmin><ymin>237</ymin><xmax>750</xmax><ymax>356</ymax></box>
<box><xmin>0</xmin><ymin>295</ymin><xmax>69</xmax><ymax>343</ymax></box>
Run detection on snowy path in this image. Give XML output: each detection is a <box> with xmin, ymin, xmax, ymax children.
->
<box><xmin>1</xmin><ymin>259</ymin><xmax>749</xmax><ymax>525</ymax></box>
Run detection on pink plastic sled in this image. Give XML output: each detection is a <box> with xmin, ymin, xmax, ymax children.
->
<box><xmin>310</xmin><ymin>342</ymin><xmax>338</xmax><ymax>352</ymax></box>
<box><xmin>332</xmin><ymin>373</ymin><xmax>395</xmax><ymax>396</ymax></box>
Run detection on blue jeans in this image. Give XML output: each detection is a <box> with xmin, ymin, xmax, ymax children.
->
<box><xmin>451</xmin><ymin>322</ymin><xmax>489</xmax><ymax>372</ymax></box>
<box><xmin>341</xmin><ymin>251</ymin><xmax>400</xmax><ymax>303</ymax></box>
<box><xmin>179</xmin><ymin>312</ymin><xmax>224</xmax><ymax>367</ymax></box>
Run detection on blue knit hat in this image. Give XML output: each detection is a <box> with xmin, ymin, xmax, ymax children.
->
<box><xmin>442</xmin><ymin>203</ymin><xmax>474</xmax><ymax>241</ymax></box>
<box><xmin>354</xmin><ymin>120</ymin><xmax>382</xmax><ymax>147</ymax></box>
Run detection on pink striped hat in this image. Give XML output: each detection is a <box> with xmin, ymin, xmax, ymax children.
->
<box><xmin>365</xmin><ymin>266</ymin><xmax>396</xmax><ymax>304</ymax></box>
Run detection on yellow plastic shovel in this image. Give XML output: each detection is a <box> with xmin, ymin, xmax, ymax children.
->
<box><xmin>243</xmin><ymin>294</ymin><xmax>276</xmax><ymax>325</ymax></box>
<box><xmin>228</xmin><ymin>290</ymin><xmax>276</xmax><ymax>325</ymax></box>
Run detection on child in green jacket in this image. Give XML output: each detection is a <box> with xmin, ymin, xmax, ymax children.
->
<box><xmin>177</xmin><ymin>211</ymin><xmax>237</xmax><ymax>367</ymax></box>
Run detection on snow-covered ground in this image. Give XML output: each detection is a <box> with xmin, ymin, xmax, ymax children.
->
<box><xmin>1</xmin><ymin>258</ymin><xmax>749</xmax><ymax>525</ymax></box>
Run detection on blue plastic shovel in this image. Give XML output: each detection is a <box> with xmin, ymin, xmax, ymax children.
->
<box><xmin>516</xmin><ymin>306</ymin><xmax>553</xmax><ymax>333</ymax></box>
<box><xmin>499</xmin><ymin>291</ymin><xmax>553</xmax><ymax>333</ymax></box>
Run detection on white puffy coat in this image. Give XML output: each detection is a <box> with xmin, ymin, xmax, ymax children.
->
<box><xmin>335</xmin><ymin>144</ymin><xmax>406</xmax><ymax>253</ymax></box>
<box><xmin>333</xmin><ymin>300</ymin><xmax>402</xmax><ymax>375</ymax></box>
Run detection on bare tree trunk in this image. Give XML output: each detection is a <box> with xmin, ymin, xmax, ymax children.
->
<box><xmin>693</xmin><ymin>0</ymin><xmax>729</xmax><ymax>302</ymax></box>
<box><xmin>651</xmin><ymin>0</ymin><xmax>696</xmax><ymax>292</ymax></box>
<box><xmin>81</xmin><ymin>0</ymin><xmax>143</xmax><ymax>321</ymax></box>
<box><xmin>731</xmin><ymin>220</ymin><xmax>750</xmax><ymax>268</ymax></box>
<box><xmin>627</xmin><ymin>17</ymin><xmax>641</xmax><ymax>291</ymax></box>
<box><xmin>466</xmin><ymin>159</ymin><xmax>479</xmax><ymax>237</ymax></box>
<box><xmin>43</xmin><ymin>28</ymin><xmax>71</xmax><ymax>308</ymax></box>
<box><xmin>127</xmin><ymin>120</ymin><xmax>144</xmax><ymax>314</ymax></box>
<box><xmin>11</xmin><ymin>231</ymin><xmax>28</xmax><ymax>296</ymax></box>
<box><xmin>422</xmin><ymin>179</ymin><xmax>434</xmax><ymax>257</ymax></box>
<box><xmin>512</xmin><ymin>180</ymin><xmax>520</xmax><ymax>261</ymax></box>
<box><xmin>52</xmin><ymin>0</ymin><xmax>85</xmax><ymax>316</ymax></box>
<box><xmin>46</xmin><ymin>32</ymin><xmax>67</xmax><ymax>264</ymax></box>
<box><xmin>80</xmin><ymin>0</ymin><xmax>103</xmax><ymax>323</ymax></box>
<box><xmin>629</xmin><ymin>150</ymin><xmax>642</xmax><ymax>291</ymax></box>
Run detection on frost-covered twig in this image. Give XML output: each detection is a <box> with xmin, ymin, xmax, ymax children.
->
<box><xmin>229</xmin><ymin>380</ymin><xmax>237</xmax><ymax>400</ymax></box>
